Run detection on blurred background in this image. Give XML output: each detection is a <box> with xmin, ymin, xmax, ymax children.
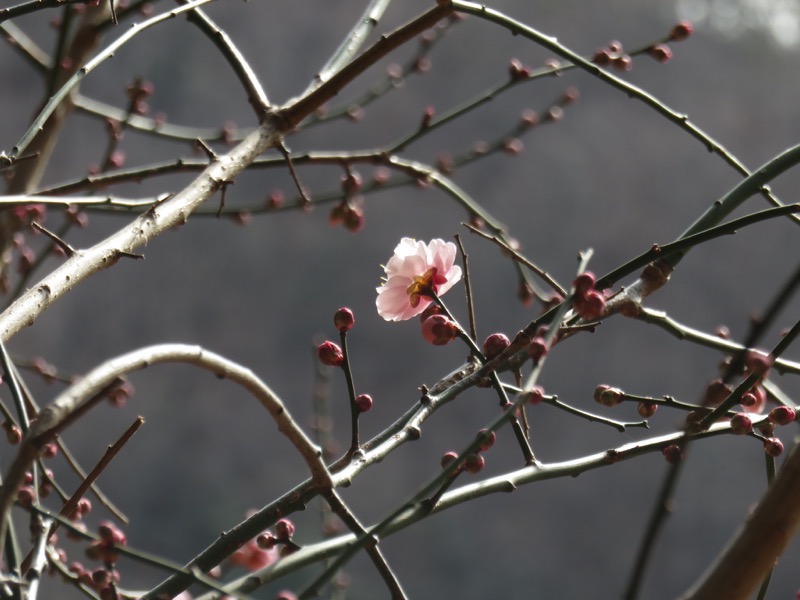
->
<box><xmin>2</xmin><ymin>0</ymin><xmax>800</xmax><ymax>597</ymax></box>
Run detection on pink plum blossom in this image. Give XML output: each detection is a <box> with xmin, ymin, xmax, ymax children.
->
<box><xmin>376</xmin><ymin>238</ymin><xmax>462</xmax><ymax>321</ymax></box>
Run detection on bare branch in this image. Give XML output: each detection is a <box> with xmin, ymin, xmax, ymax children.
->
<box><xmin>0</xmin><ymin>344</ymin><xmax>332</xmax><ymax>556</ymax></box>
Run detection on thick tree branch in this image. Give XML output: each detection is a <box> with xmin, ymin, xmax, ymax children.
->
<box><xmin>678</xmin><ymin>440</ymin><xmax>800</xmax><ymax>600</ymax></box>
<box><xmin>0</xmin><ymin>122</ymin><xmax>282</xmax><ymax>342</ymax></box>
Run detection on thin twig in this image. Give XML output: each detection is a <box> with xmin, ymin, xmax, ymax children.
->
<box><xmin>451</xmin><ymin>0</ymin><xmax>800</xmax><ymax>226</ymax></box>
<box><xmin>302</xmin><ymin>14</ymin><xmax>457</xmax><ymax>127</ymax></box>
<box><xmin>339</xmin><ymin>330</ymin><xmax>361</xmax><ymax>457</ymax></box>
<box><xmin>700</xmin><ymin>270</ymin><xmax>800</xmax><ymax>427</ymax></box>
<box><xmin>281</xmin><ymin>3</ymin><xmax>454</xmax><ymax>126</ymax></box>
<box><xmin>598</xmin><ymin>202</ymin><xmax>800</xmax><ymax>291</ymax></box>
<box><xmin>454</xmin><ymin>234</ymin><xmax>477</xmax><ymax>342</ymax></box>
<box><xmin>176</xmin><ymin>0</ymin><xmax>270</xmax><ymax>113</ymax></box>
<box><xmin>0</xmin><ymin>344</ymin><xmax>334</xmax><ymax>564</ymax></box>
<box><xmin>0</xmin><ymin>339</ymin><xmax>31</xmax><ymax>433</ymax></box>
<box><xmin>463</xmin><ymin>221</ymin><xmax>567</xmax><ymax>296</ymax></box>
<box><xmin>623</xmin><ymin>439</ymin><xmax>687</xmax><ymax>600</ymax></box>
<box><xmin>58</xmin><ymin>416</ymin><xmax>142</xmax><ymax>526</ymax></box>
<box><xmin>194</xmin><ymin>422</ymin><xmax>735</xmax><ymax>596</ymax></box>
<box><xmin>28</xmin><ymin>505</ymin><xmax>245</xmax><ymax>599</ymax></box>
<box><xmin>317</xmin><ymin>489</ymin><xmax>408</xmax><ymax>600</ymax></box>
<box><xmin>7</xmin><ymin>360</ymin><xmax>129</xmax><ymax>522</ymax></box>
<box><xmin>304</xmin><ymin>0</ymin><xmax>393</xmax><ymax>95</ymax></box>
<box><xmin>502</xmin><ymin>385</ymin><xmax>649</xmax><ymax>432</ymax></box>
<box><xmin>12</xmin><ymin>0</ymin><xmax>221</xmax><ymax>159</ymax></box>
<box><xmin>276</xmin><ymin>142</ymin><xmax>312</xmax><ymax>207</ymax></box>
<box><xmin>30</xmin><ymin>221</ymin><xmax>75</xmax><ymax>257</ymax></box>
<box><xmin>23</xmin><ymin>416</ymin><xmax>143</xmax><ymax>573</ymax></box>
<box><xmin>636</xmin><ymin>307</ymin><xmax>800</xmax><ymax>376</ymax></box>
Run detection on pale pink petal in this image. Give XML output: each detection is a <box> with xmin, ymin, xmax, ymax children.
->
<box><xmin>377</xmin><ymin>280</ymin><xmax>432</xmax><ymax>321</ymax></box>
<box><xmin>376</xmin><ymin>238</ymin><xmax>461</xmax><ymax>321</ymax></box>
<box><xmin>377</xmin><ymin>281</ymin><xmax>413</xmax><ymax>321</ymax></box>
<box><xmin>436</xmin><ymin>265</ymin><xmax>462</xmax><ymax>296</ymax></box>
<box><xmin>428</xmin><ymin>238</ymin><xmax>456</xmax><ymax>271</ymax></box>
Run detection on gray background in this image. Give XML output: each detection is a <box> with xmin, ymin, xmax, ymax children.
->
<box><xmin>2</xmin><ymin>0</ymin><xmax>800</xmax><ymax>598</ymax></box>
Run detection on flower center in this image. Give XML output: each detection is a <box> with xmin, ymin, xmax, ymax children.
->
<box><xmin>406</xmin><ymin>267</ymin><xmax>440</xmax><ymax>308</ymax></box>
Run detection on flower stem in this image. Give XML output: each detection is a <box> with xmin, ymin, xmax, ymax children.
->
<box><xmin>339</xmin><ymin>330</ymin><xmax>360</xmax><ymax>457</ymax></box>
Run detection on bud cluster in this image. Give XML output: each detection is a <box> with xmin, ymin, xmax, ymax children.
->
<box><xmin>439</xmin><ymin>428</ymin><xmax>500</xmax><ymax>477</ymax></box>
<box><xmin>594</xmin><ymin>384</ymin><xmax>624</xmax><ymax>408</ymax></box>
<box><xmin>571</xmin><ymin>272</ymin><xmax>606</xmax><ymax>320</ymax></box>
<box><xmin>86</xmin><ymin>521</ymin><xmax>127</xmax><ymax>566</ymax></box>
<box><xmin>592</xmin><ymin>21</ymin><xmax>693</xmax><ymax>72</ymax></box>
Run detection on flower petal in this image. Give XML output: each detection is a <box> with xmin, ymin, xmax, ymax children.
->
<box><xmin>377</xmin><ymin>238</ymin><xmax>461</xmax><ymax>321</ymax></box>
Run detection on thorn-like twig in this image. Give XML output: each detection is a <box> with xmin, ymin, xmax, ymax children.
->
<box><xmin>20</xmin><ymin>416</ymin><xmax>145</xmax><ymax>575</ymax></box>
<box><xmin>464</xmin><ymin>221</ymin><xmax>567</xmax><ymax>296</ymax></box>
<box><xmin>454</xmin><ymin>234</ymin><xmax>477</xmax><ymax>342</ymax></box>
<box><xmin>277</xmin><ymin>141</ymin><xmax>312</xmax><ymax>207</ymax></box>
<box><xmin>31</xmin><ymin>221</ymin><xmax>75</xmax><ymax>257</ymax></box>
<box><xmin>195</xmin><ymin>138</ymin><xmax>218</xmax><ymax>161</ymax></box>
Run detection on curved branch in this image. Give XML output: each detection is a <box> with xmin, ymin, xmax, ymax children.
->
<box><xmin>177</xmin><ymin>0</ymin><xmax>271</xmax><ymax>113</ymax></box>
<box><xmin>0</xmin><ymin>343</ymin><xmax>330</xmax><ymax>558</ymax></box>
<box><xmin>73</xmin><ymin>93</ymin><xmax>228</xmax><ymax>141</ymax></box>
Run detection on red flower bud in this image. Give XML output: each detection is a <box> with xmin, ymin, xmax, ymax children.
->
<box><xmin>257</xmin><ymin>533</ymin><xmax>277</xmax><ymax>549</ymax></box>
<box><xmin>16</xmin><ymin>486</ymin><xmax>35</xmax><ymax>508</ymax></box>
<box><xmin>418</xmin><ymin>303</ymin><xmax>443</xmax><ymax>323</ymax></box>
<box><xmin>662</xmin><ymin>444</ymin><xmax>683</xmax><ymax>464</ymax></box>
<box><xmin>670</xmin><ymin>20</ymin><xmax>694</xmax><ymax>41</ymax></box>
<box><xmin>355</xmin><ymin>394</ymin><xmax>373</xmax><ymax>413</ymax></box>
<box><xmin>744</xmin><ymin>351</ymin><xmax>773</xmax><ymax>378</ymax></box>
<box><xmin>741</xmin><ymin>385</ymin><xmax>766</xmax><ymax>414</ymax></box>
<box><xmin>573</xmin><ymin>272</ymin><xmax>596</xmax><ymax>297</ymax></box>
<box><xmin>483</xmin><ymin>333</ymin><xmax>510</xmax><ymax>360</ymax></box>
<box><xmin>592</xmin><ymin>49</ymin><xmax>612</xmax><ymax>65</ymax></box>
<box><xmin>527</xmin><ymin>336</ymin><xmax>548</xmax><ymax>362</ymax></box>
<box><xmin>463</xmin><ymin>453</ymin><xmax>485</xmax><ymax>474</ymax></box>
<box><xmin>421</xmin><ymin>315</ymin><xmax>458</xmax><ymax>346</ymax></box>
<box><xmin>594</xmin><ymin>385</ymin><xmax>623</xmax><ymax>407</ymax></box>
<box><xmin>768</xmin><ymin>406</ymin><xmax>796</xmax><ymax>426</ymax></box>
<box><xmin>637</xmin><ymin>402</ymin><xmax>658</xmax><ymax>418</ymax></box>
<box><xmin>440</xmin><ymin>451</ymin><xmax>460</xmax><ymax>470</ymax></box>
<box><xmin>317</xmin><ymin>341</ymin><xmax>344</xmax><ymax>367</ymax></box>
<box><xmin>420</xmin><ymin>105</ymin><xmax>435</xmax><ymax>128</ymax></box>
<box><xmin>508</xmin><ymin>58</ymin><xmax>531</xmax><ymax>80</ymax></box>
<box><xmin>341</xmin><ymin>171</ymin><xmax>362</xmax><ymax>195</ymax></box>
<box><xmin>333</xmin><ymin>307</ymin><xmax>355</xmax><ymax>332</ymax></box>
<box><xmin>574</xmin><ymin>290</ymin><xmax>606</xmax><ymax>320</ymax></box>
<box><xmin>476</xmin><ymin>429</ymin><xmax>496</xmax><ymax>452</ymax></box>
<box><xmin>612</xmin><ymin>54</ymin><xmax>633</xmax><ymax>71</ymax></box>
<box><xmin>763</xmin><ymin>437</ymin><xmax>784</xmax><ymax>457</ymax></box>
<box><xmin>648</xmin><ymin>43</ymin><xmax>673</xmax><ymax>63</ymax></box>
<box><xmin>526</xmin><ymin>385</ymin><xmax>545</xmax><ymax>405</ymax></box>
<box><xmin>729</xmin><ymin>412</ymin><xmax>753</xmax><ymax>435</ymax></box>
<box><xmin>275</xmin><ymin>518</ymin><xmax>296</xmax><ymax>540</ymax></box>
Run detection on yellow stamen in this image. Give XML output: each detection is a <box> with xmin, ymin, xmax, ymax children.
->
<box><xmin>406</xmin><ymin>267</ymin><xmax>438</xmax><ymax>307</ymax></box>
